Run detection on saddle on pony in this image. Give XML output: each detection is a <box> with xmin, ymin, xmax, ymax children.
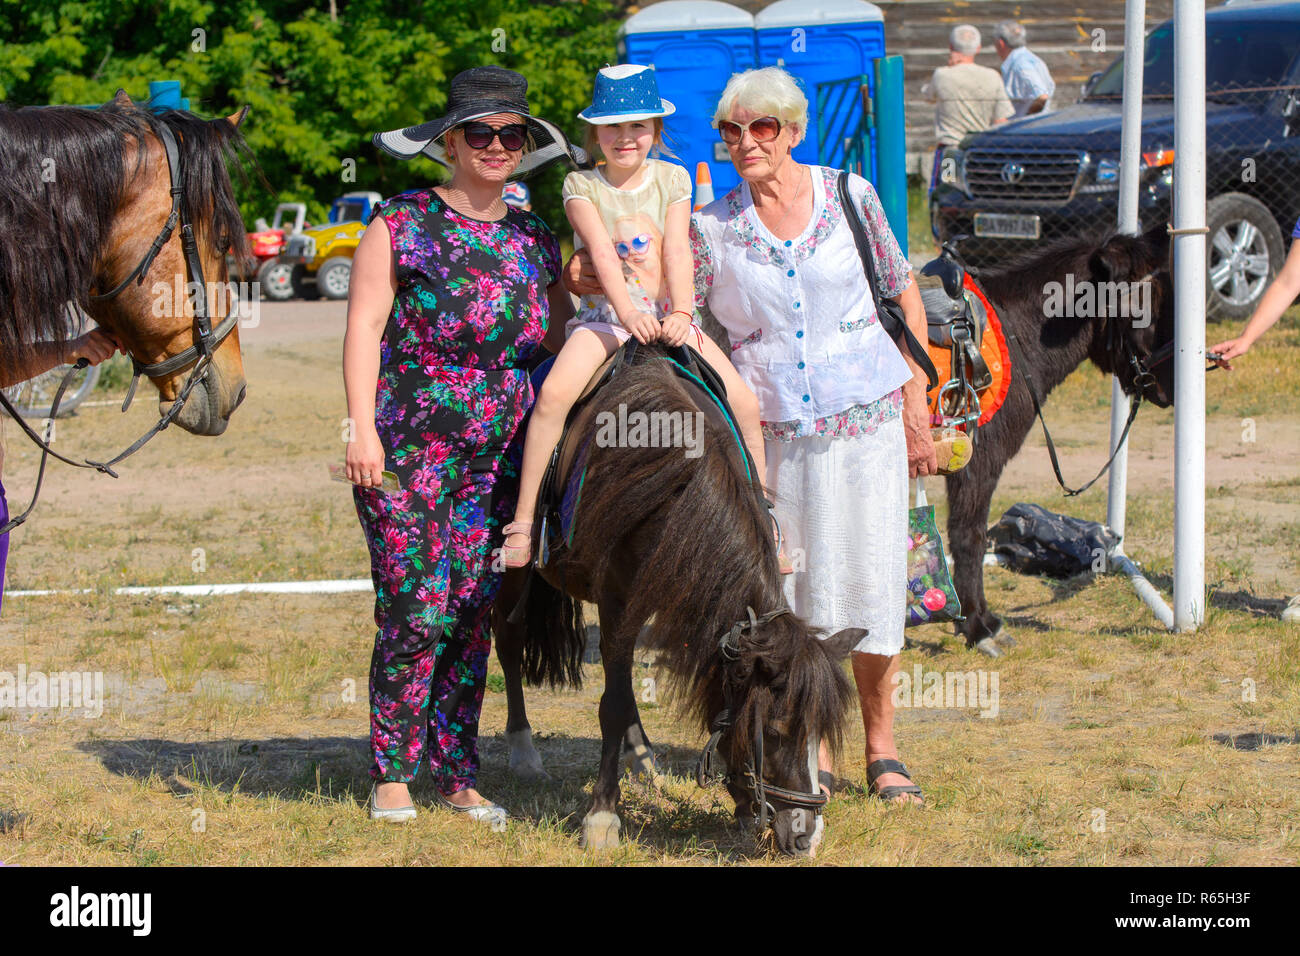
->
<box><xmin>527</xmin><ymin>340</ymin><xmax>749</xmax><ymax>566</ymax></box>
<box><xmin>917</xmin><ymin>247</ymin><xmax>1011</xmax><ymax>438</ymax></box>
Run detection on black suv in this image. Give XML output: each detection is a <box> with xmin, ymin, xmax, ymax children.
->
<box><xmin>930</xmin><ymin>0</ymin><xmax>1300</xmax><ymax>320</ymax></box>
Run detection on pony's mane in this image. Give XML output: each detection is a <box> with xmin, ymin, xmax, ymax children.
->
<box><xmin>0</xmin><ymin>99</ymin><xmax>252</xmax><ymax>382</ymax></box>
<box><xmin>975</xmin><ymin>227</ymin><xmax>1166</xmax><ymax>304</ymax></box>
<box><xmin>565</xmin><ymin>349</ymin><xmax>855</xmax><ymax>760</ymax></box>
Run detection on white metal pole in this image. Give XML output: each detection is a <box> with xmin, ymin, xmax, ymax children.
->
<box><xmin>1108</xmin><ymin>0</ymin><xmax>1176</xmax><ymax>628</ymax></box>
<box><xmin>1108</xmin><ymin>0</ymin><xmax>1146</xmax><ymax>542</ymax></box>
<box><xmin>1172</xmin><ymin>0</ymin><xmax>1207</xmax><ymax>630</ymax></box>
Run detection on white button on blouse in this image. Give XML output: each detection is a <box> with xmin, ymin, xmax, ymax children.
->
<box><xmin>690</xmin><ymin>166</ymin><xmax>915</xmax><ymax>430</ymax></box>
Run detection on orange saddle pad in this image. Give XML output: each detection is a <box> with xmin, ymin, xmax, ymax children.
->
<box><xmin>926</xmin><ymin>275</ymin><xmax>1011</xmax><ymax>428</ymax></box>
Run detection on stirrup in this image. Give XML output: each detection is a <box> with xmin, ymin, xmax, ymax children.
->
<box><xmin>501</xmin><ymin>520</ymin><xmax>536</xmax><ymax>569</ymax></box>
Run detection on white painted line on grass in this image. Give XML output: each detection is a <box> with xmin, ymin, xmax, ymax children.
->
<box><xmin>8</xmin><ymin>579</ymin><xmax>373</xmax><ymax>598</ymax></box>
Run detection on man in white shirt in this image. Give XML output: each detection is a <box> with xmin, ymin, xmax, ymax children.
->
<box><xmin>923</xmin><ymin>24</ymin><xmax>1015</xmax><ymax>148</ymax></box>
<box><xmin>994</xmin><ymin>20</ymin><xmax>1056</xmax><ymax>117</ymax></box>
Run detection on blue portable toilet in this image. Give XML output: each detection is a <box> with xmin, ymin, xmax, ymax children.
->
<box><xmin>618</xmin><ymin>0</ymin><xmax>757</xmax><ymax>196</ymax></box>
<box><xmin>755</xmin><ymin>0</ymin><xmax>885</xmax><ymax>176</ymax></box>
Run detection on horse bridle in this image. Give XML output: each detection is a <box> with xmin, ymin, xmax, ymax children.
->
<box><xmin>1001</xmin><ymin>270</ymin><xmax>1193</xmax><ymax>498</ymax></box>
<box><xmin>0</xmin><ymin>116</ymin><xmax>237</xmax><ymax>535</ymax></box>
<box><xmin>696</xmin><ymin>605</ymin><xmax>829</xmax><ymax>831</ymax></box>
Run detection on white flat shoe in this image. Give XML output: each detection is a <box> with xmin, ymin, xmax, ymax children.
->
<box><xmin>435</xmin><ymin>791</ymin><xmax>508</xmax><ymax>831</ymax></box>
<box><xmin>369</xmin><ymin>784</ymin><xmax>417</xmax><ymax>823</ymax></box>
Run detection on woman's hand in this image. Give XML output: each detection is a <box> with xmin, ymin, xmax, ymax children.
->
<box><xmin>902</xmin><ymin>381</ymin><xmax>938</xmax><ymax>478</ymax></box>
<box><xmin>66</xmin><ymin>328</ymin><xmax>123</xmax><ymax>366</ymax></box>
<box><xmin>346</xmin><ymin>424</ymin><xmax>386</xmax><ymax>489</ymax></box>
<box><xmin>658</xmin><ymin>311</ymin><xmax>692</xmax><ymax>347</ymax></box>
<box><xmin>563</xmin><ymin>248</ymin><xmax>603</xmax><ymax>298</ymax></box>
<box><xmin>1208</xmin><ymin>335</ymin><xmax>1250</xmax><ymax>369</ymax></box>
<box><xmin>620</xmin><ymin>310</ymin><xmax>660</xmax><ymax>345</ymax></box>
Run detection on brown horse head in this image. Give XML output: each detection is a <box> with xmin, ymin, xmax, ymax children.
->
<box><xmin>91</xmin><ymin>98</ymin><xmax>252</xmax><ymax>434</ymax></box>
<box><xmin>0</xmin><ymin>96</ymin><xmax>254</xmax><ymax>435</ymax></box>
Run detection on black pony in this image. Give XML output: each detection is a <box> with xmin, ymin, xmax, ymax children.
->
<box><xmin>946</xmin><ymin>228</ymin><xmax>1177</xmax><ymax>653</ymax></box>
<box><xmin>493</xmin><ymin>346</ymin><xmax>862</xmax><ymax>857</ymax></box>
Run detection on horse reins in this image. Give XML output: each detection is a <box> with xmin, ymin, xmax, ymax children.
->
<box><xmin>696</xmin><ymin>605</ymin><xmax>829</xmax><ymax>831</ymax></box>
<box><xmin>0</xmin><ymin>117</ymin><xmax>237</xmax><ymax>535</ymax></box>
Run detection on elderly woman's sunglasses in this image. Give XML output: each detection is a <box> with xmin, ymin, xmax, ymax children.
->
<box><xmin>459</xmin><ymin>122</ymin><xmax>528</xmax><ymax>151</ymax></box>
<box><xmin>718</xmin><ymin>116</ymin><xmax>783</xmax><ymax>145</ymax></box>
<box><xmin>615</xmin><ymin>234</ymin><xmax>652</xmax><ymax>258</ymax></box>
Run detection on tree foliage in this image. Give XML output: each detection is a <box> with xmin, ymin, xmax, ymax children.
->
<box><xmin>1</xmin><ymin>0</ymin><xmax>622</xmax><ymax>228</ymax></box>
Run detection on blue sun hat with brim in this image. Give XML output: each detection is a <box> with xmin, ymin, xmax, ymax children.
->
<box><xmin>578</xmin><ymin>64</ymin><xmax>676</xmax><ymax>125</ymax></box>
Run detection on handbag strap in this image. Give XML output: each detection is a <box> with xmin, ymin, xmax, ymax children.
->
<box><xmin>837</xmin><ymin>171</ymin><xmax>939</xmax><ymax>390</ymax></box>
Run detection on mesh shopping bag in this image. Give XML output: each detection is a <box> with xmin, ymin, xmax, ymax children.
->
<box><xmin>905</xmin><ymin>478</ymin><xmax>963</xmax><ymax>627</ymax></box>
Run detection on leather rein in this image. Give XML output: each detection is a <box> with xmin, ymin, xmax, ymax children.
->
<box><xmin>695</xmin><ymin>606</ymin><xmax>829</xmax><ymax>831</ymax></box>
<box><xmin>0</xmin><ymin>118</ymin><xmax>237</xmax><ymax>535</ymax></box>
<box><xmin>992</xmin><ymin>267</ymin><xmax>1211</xmax><ymax>499</ymax></box>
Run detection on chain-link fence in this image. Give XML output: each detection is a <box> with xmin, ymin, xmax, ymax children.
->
<box><xmin>910</xmin><ymin>4</ymin><xmax>1300</xmax><ymax>323</ymax></box>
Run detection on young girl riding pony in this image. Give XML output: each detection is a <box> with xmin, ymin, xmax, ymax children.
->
<box><xmin>503</xmin><ymin>64</ymin><xmax>779</xmax><ymax>569</ymax></box>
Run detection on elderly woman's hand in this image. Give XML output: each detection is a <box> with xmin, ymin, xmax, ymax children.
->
<box><xmin>902</xmin><ymin>381</ymin><xmax>938</xmax><ymax>478</ymax></box>
<box><xmin>562</xmin><ymin>248</ymin><xmax>604</xmax><ymax>298</ymax></box>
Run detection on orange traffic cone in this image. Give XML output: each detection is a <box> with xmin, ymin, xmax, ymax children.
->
<box><xmin>693</xmin><ymin>162</ymin><xmax>714</xmax><ymax>211</ymax></box>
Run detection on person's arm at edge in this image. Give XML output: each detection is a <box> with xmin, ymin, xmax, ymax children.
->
<box><xmin>1211</xmin><ymin>239</ymin><xmax>1300</xmax><ymax>367</ymax></box>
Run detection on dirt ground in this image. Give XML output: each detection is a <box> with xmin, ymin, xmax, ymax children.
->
<box><xmin>0</xmin><ymin>299</ymin><xmax>1296</xmax><ymax>866</ymax></box>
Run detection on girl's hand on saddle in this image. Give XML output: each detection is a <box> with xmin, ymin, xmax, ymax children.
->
<box><xmin>346</xmin><ymin>427</ymin><xmax>387</xmax><ymax>489</ymax></box>
<box><xmin>620</xmin><ymin>310</ymin><xmax>661</xmax><ymax>345</ymax></box>
<box><xmin>658</xmin><ymin>310</ymin><xmax>693</xmax><ymax>347</ymax></box>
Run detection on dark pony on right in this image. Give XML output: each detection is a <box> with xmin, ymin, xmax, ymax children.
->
<box><xmin>945</xmin><ymin>227</ymin><xmax>1177</xmax><ymax>654</ymax></box>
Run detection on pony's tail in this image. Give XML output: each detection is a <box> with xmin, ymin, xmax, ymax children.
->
<box><xmin>521</xmin><ymin>569</ymin><xmax>586</xmax><ymax>690</ymax></box>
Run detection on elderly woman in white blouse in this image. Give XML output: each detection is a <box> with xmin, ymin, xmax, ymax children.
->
<box><xmin>691</xmin><ymin>67</ymin><xmax>936</xmax><ymax>805</ymax></box>
<box><xmin>565</xmin><ymin>66</ymin><xmax>936</xmax><ymax>804</ymax></box>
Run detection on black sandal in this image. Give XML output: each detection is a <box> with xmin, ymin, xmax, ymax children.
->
<box><xmin>866</xmin><ymin>758</ymin><xmax>924</xmax><ymax>806</ymax></box>
<box><xmin>818</xmin><ymin>770</ymin><xmax>837</xmax><ymax>796</ymax></box>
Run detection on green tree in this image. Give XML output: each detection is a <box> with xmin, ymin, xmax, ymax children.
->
<box><xmin>1</xmin><ymin>0</ymin><xmax>621</xmax><ymax>229</ymax></box>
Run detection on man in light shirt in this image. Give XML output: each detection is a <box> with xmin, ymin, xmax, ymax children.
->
<box><xmin>923</xmin><ymin>24</ymin><xmax>1014</xmax><ymax>148</ymax></box>
<box><xmin>994</xmin><ymin>20</ymin><xmax>1055</xmax><ymax>116</ymax></box>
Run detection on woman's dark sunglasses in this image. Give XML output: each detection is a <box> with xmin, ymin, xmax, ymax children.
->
<box><xmin>718</xmin><ymin>116</ymin><xmax>783</xmax><ymax>145</ymax></box>
<box><xmin>459</xmin><ymin>122</ymin><xmax>528</xmax><ymax>151</ymax></box>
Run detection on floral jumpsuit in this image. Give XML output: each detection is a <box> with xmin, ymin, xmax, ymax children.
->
<box><xmin>353</xmin><ymin>188</ymin><xmax>560</xmax><ymax>793</ymax></box>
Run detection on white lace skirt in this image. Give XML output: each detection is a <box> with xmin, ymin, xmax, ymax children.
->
<box><xmin>767</xmin><ymin>413</ymin><xmax>908</xmax><ymax>656</ymax></box>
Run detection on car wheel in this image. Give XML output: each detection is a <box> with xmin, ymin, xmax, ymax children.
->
<box><xmin>316</xmin><ymin>256</ymin><xmax>353</xmax><ymax>299</ymax></box>
<box><xmin>1205</xmin><ymin>193</ymin><xmax>1283</xmax><ymax>322</ymax></box>
<box><xmin>257</xmin><ymin>260</ymin><xmax>298</xmax><ymax>301</ymax></box>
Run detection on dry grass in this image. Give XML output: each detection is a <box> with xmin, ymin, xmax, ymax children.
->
<box><xmin>0</xmin><ymin>302</ymin><xmax>1297</xmax><ymax>866</ymax></box>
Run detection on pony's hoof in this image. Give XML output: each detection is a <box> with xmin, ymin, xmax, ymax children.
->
<box><xmin>1282</xmin><ymin>595</ymin><xmax>1300</xmax><ymax>624</ymax></box>
<box><xmin>506</xmin><ymin>730</ymin><xmax>552</xmax><ymax>782</ymax></box>
<box><xmin>973</xmin><ymin>637</ymin><xmax>1003</xmax><ymax>658</ymax></box>
<box><xmin>992</xmin><ymin>627</ymin><xmax>1015</xmax><ymax>648</ymax></box>
<box><xmin>510</xmin><ymin>763</ymin><xmax>552</xmax><ymax>783</ymax></box>
<box><xmin>580</xmin><ymin>811</ymin><xmax>621</xmax><ymax>850</ymax></box>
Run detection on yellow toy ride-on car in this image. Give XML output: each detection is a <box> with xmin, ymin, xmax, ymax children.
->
<box><xmin>260</xmin><ymin>191</ymin><xmax>381</xmax><ymax>301</ymax></box>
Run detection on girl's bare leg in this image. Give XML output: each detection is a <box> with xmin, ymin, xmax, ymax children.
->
<box><xmin>506</xmin><ymin>327</ymin><xmax>622</xmax><ymax>566</ymax></box>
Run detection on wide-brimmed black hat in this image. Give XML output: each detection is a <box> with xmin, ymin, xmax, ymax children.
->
<box><xmin>373</xmin><ymin>65</ymin><xmax>586</xmax><ymax>177</ymax></box>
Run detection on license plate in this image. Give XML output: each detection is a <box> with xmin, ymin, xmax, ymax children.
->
<box><xmin>973</xmin><ymin>213</ymin><xmax>1041</xmax><ymax>240</ymax></box>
